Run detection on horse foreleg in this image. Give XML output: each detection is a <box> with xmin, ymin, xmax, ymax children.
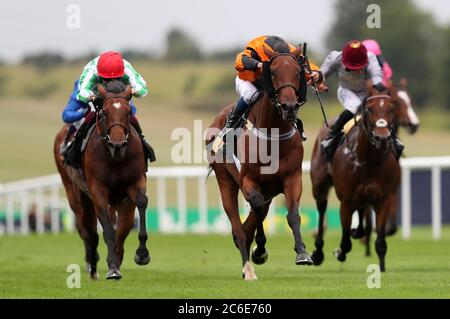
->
<box><xmin>217</xmin><ymin>172</ymin><xmax>255</xmax><ymax>280</ymax></box>
<box><xmin>79</xmin><ymin>193</ymin><xmax>100</xmax><ymax>280</ymax></box>
<box><xmin>91</xmin><ymin>185</ymin><xmax>120</xmax><ymax>280</ymax></box>
<box><xmin>334</xmin><ymin>201</ymin><xmax>354</xmax><ymax>263</ymax></box>
<box><xmin>283</xmin><ymin>173</ymin><xmax>312</xmax><ymax>266</ymax></box>
<box><xmin>246</xmin><ymin>200</ymin><xmax>271</xmax><ymax>265</ymax></box>
<box><xmin>126</xmin><ymin>181</ymin><xmax>150</xmax><ymax>266</ymax></box>
<box><xmin>311</xmin><ymin>198</ymin><xmax>327</xmax><ymax>266</ymax></box>
<box><xmin>364</xmin><ymin>207</ymin><xmax>373</xmax><ymax>257</ymax></box>
<box><xmin>374</xmin><ymin>198</ymin><xmax>391</xmax><ymax>272</ymax></box>
<box><xmin>114</xmin><ymin>202</ymin><xmax>136</xmax><ymax>268</ymax></box>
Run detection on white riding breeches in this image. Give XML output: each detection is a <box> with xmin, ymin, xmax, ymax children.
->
<box><xmin>235</xmin><ymin>76</ymin><xmax>260</xmax><ymax>105</ymax></box>
<box><xmin>337</xmin><ymin>86</ymin><xmax>367</xmax><ymax>114</ymax></box>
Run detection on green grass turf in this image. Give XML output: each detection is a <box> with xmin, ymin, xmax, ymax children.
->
<box><xmin>0</xmin><ymin>227</ymin><xmax>449</xmax><ymax>298</ymax></box>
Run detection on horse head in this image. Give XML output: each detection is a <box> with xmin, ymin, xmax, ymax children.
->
<box><xmin>361</xmin><ymin>86</ymin><xmax>396</xmax><ymax>149</ymax></box>
<box><xmin>263</xmin><ymin>46</ymin><xmax>304</xmax><ymax>123</ymax></box>
<box><xmin>391</xmin><ymin>78</ymin><xmax>420</xmax><ymax>134</ymax></box>
<box><xmin>97</xmin><ymin>80</ymin><xmax>133</xmax><ymax>159</ymax></box>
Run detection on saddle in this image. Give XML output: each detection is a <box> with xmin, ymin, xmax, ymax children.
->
<box><xmin>63</xmin><ymin>112</ymin><xmax>96</xmax><ymax>168</ymax></box>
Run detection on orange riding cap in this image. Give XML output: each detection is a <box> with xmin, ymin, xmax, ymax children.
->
<box><xmin>235</xmin><ymin>35</ymin><xmax>320</xmax><ymax>82</ymax></box>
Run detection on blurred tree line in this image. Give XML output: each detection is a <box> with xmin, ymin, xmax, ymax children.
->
<box><xmin>326</xmin><ymin>0</ymin><xmax>449</xmax><ymax>109</ymax></box>
<box><xmin>7</xmin><ymin>0</ymin><xmax>449</xmax><ymax>109</ymax></box>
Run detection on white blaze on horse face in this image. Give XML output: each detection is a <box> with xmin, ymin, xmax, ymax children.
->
<box><xmin>380</xmin><ymin>99</ymin><xmax>384</xmax><ymax>107</ymax></box>
<box><xmin>113</xmin><ymin>102</ymin><xmax>122</xmax><ymax>110</ymax></box>
<box><xmin>397</xmin><ymin>90</ymin><xmax>420</xmax><ymax>125</ymax></box>
<box><xmin>376</xmin><ymin>119</ymin><xmax>388</xmax><ymax>128</ymax></box>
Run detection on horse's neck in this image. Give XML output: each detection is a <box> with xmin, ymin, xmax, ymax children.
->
<box><xmin>250</xmin><ymin>94</ymin><xmax>293</xmax><ymax>134</ymax></box>
<box><xmin>354</xmin><ymin>122</ymin><xmax>388</xmax><ymax>164</ymax></box>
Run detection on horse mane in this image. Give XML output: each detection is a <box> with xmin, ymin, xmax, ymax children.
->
<box><xmin>104</xmin><ymin>79</ymin><xmax>127</xmax><ymax>94</ymax></box>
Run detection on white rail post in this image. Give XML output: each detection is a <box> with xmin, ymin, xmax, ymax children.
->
<box><xmin>50</xmin><ymin>186</ymin><xmax>60</xmax><ymax>234</ymax></box>
<box><xmin>6</xmin><ymin>195</ymin><xmax>14</xmax><ymax>234</ymax></box>
<box><xmin>176</xmin><ymin>177</ymin><xmax>187</xmax><ymax>233</ymax></box>
<box><xmin>431</xmin><ymin>166</ymin><xmax>442</xmax><ymax>240</ymax></box>
<box><xmin>194</xmin><ymin>177</ymin><xmax>208</xmax><ymax>233</ymax></box>
<box><xmin>156</xmin><ymin>177</ymin><xmax>168</xmax><ymax>233</ymax></box>
<box><xmin>35</xmin><ymin>189</ymin><xmax>45</xmax><ymax>234</ymax></box>
<box><xmin>401</xmin><ymin>167</ymin><xmax>411</xmax><ymax>239</ymax></box>
<box><xmin>20</xmin><ymin>192</ymin><xmax>29</xmax><ymax>235</ymax></box>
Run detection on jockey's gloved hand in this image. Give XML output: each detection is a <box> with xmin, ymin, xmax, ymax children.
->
<box><xmin>92</xmin><ymin>94</ymin><xmax>104</xmax><ymax>108</ymax></box>
<box><xmin>373</xmin><ymin>83</ymin><xmax>386</xmax><ymax>92</ymax></box>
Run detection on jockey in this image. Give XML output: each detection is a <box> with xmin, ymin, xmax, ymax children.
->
<box><xmin>61</xmin><ymin>51</ymin><xmax>156</xmax><ymax>165</ymax></box>
<box><xmin>319</xmin><ymin>40</ymin><xmax>403</xmax><ymax>161</ymax></box>
<box><xmin>362</xmin><ymin>39</ymin><xmax>393</xmax><ymax>87</ymax></box>
<box><xmin>226</xmin><ymin>35</ymin><xmax>324</xmax><ymax>138</ymax></box>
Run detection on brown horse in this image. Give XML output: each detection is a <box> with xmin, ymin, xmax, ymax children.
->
<box><xmin>206</xmin><ymin>47</ymin><xmax>313</xmax><ymax>280</ymax></box>
<box><xmin>310</xmin><ymin>86</ymin><xmax>400</xmax><ymax>272</ymax></box>
<box><xmin>355</xmin><ymin>79</ymin><xmax>420</xmax><ymax>256</ymax></box>
<box><xmin>53</xmin><ymin>81</ymin><xmax>150</xmax><ymax>280</ymax></box>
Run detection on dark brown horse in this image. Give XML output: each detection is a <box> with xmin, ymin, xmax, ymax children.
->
<box><xmin>206</xmin><ymin>47</ymin><xmax>313</xmax><ymax>280</ymax></box>
<box><xmin>355</xmin><ymin>79</ymin><xmax>420</xmax><ymax>256</ymax></box>
<box><xmin>54</xmin><ymin>81</ymin><xmax>150</xmax><ymax>280</ymax></box>
<box><xmin>310</xmin><ymin>86</ymin><xmax>400</xmax><ymax>272</ymax></box>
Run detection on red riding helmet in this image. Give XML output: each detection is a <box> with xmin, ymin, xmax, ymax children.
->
<box><xmin>97</xmin><ymin>51</ymin><xmax>125</xmax><ymax>78</ymax></box>
<box><xmin>342</xmin><ymin>40</ymin><xmax>368</xmax><ymax>70</ymax></box>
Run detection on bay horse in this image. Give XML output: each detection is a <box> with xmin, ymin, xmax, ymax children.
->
<box><xmin>310</xmin><ymin>86</ymin><xmax>400</xmax><ymax>272</ymax></box>
<box><xmin>53</xmin><ymin>80</ymin><xmax>150</xmax><ymax>280</ymax></box>
<box><xmin>355</xmin><ymin>78</ymin><xmax>420</xmax><ymax>256</ymax></box>
<box><xmin>206</xmin><ymin>47</ymin><xmax>313</xmax><ymax>280</ymax></box>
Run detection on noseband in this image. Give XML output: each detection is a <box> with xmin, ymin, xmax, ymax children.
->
<box><xmin>96</xmin><ymin>96</ymin><xmax>131</xmax><ymax>143</ymax></box>
<box><xmin>361</xmin><ymin>95</ymin><xmax>394</xmax><ymax>149</ymax></box>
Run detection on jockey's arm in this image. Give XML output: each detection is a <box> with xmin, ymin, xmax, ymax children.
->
<box><xmin>77</xmin><ymin>59</ymin><xmax>98</xmax><ymax>104</ymax></box>
<box><xmin>123</xmin><ymin>60</ymin><xmax>148</xmax><ymax>98</ymax></box>
<box><xmin>367</xmin><ymin>52</ymin><xmax>384</xmax><ymax>88</ymax></box>
<box><xmin>235</xmin><ymin>50</ymin><xmax>260</xmax><ymax>72</ymax></box>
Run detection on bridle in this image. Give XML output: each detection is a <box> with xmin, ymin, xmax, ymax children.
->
<box><xmin>266</xmin><ymin>53</ymin><xmax>307</xmax><ymax>114</ymax></box>
<box><xmin>360</xmin><ymin>94</ymin><xmax>394</xmax><ymax>149</ymax></box>
<box><xmin>96</xmin><ymin>96</ymin><xmax>132</xmax><ymax>143</ymax></box>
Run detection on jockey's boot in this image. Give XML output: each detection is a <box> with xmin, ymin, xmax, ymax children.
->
<box><xmin>391</xmin><ymin>131</ymin><xmax>404</xmax><ymax>160</ymax></box>
<box><xmin>225</xmin><ymin>97</ymin><xmax>248</xmax><ymax>130</ymax></box>
<box><xmin>64</xmin><ymin>121</ymin><xmax>90</xmax><ymax>168</ymax></box>
<box><xmin>130</xmin><ymin>115</ymin><xmax>156</xmax><ymax>163</ymax></box>
<box><xmin>295</xmin><ymin>118</ymin><xmax>307</xmax><ymax>141</ymax></box>
<box><xmin>60</xmin><ymin>124</ymin><xmax>77</xmax><ymax>155</ymax></box>
<box><xmin>320</xmin><ymin>109</ymin><xmax>354</xmax><ymax>162</ymax></box>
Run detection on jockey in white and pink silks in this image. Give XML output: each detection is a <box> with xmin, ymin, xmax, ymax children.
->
<box><xmin>362</xmin><ymin>39</ymin><xmax>393</xmax><ymax>87</ymax></box>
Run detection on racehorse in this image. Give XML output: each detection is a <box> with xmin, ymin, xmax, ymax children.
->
<box><xmin>206</xmin><ymin>47</ymin><xmax>313</xmax><ymax>280</ymax></box>
<box><xmin>53</xmin><ymin>80</ymin><xmax>150</xmax><ymax>280</ymax></box>
<box><xmin>355</xmin><ymin>78</ymin><xmax>420</xmax><ymax>256</ymax></box>
<box><xmin>310</xmin><ymin>85</ymin><xmax>401</xmax><ymax>272</ymax></box>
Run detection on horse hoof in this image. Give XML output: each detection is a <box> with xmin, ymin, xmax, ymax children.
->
<box><xmin>106</xmin><ymin>268</ymin><xmax>122</xmax><ymax>280</ymax></box>
<box><xmin>295</xmin><ymin>252</ymin><xmax>313</xmax><ymax>266</ymax></box>
<box><xmin>242</xmin><ymin>262</ymin><xmax>258</xmax><ymax>281</ymax></box>
<box><xmin>251</xmin><ymin>246</ymin><xmax>268</xmax><ymax>265</ymax></box>
<box><xmin>351</xmin><ymin>228</ymin><xmax>365</xmax><ymax>239</ymax></box>
<box><xmin>311</xmin><ymin>250</ymin><xmax>324</xmax><ymax>266</ymax></box>
<box><xmin>333</xmin><ymin>249</ymin><xmax>346</xmax><ymax>262</ymax></box>
<box><xmin>134</xmin><ymin>249</ymin><xmax>151</xmax><ymax>265</ymax></box>
<box><xmin>90</xmin><ymin>272</ymin><xmax>99</xmax><ymax>280</ymax></box>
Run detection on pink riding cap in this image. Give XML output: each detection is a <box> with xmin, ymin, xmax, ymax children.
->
<box><xmin>362</xmin><ymin>39</ymin><xmax>393</xmax><ymax>86</ymax></box>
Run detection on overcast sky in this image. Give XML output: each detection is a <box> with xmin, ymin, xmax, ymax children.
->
<box><xmin>0</xmin><ymin>0</ymin><xmax>448</xmax><ymax>62</ymax></box>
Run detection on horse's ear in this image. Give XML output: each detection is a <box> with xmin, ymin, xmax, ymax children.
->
<box><xmin>98</xmin><ymin>84</ymin><xmax>107</xmax><ymax>97</ymax></box>
<box><xmin>263</xmin><ymin>46</ymin><xmax>275</xmax><ymax>60</ymax></box>
<box><xmin>399</xmin><ymin>77</ymin><xmax>408</xmax><ymax>89</ymax></box>
<box><xmin>124</xmin><ymin>85</ymin><xmax>132</xmax><ymax>100</ymax></box>
<box><xmin>292</xmin><ymin>47</ymin><xmax>302</xmax><ymax>59</ymax></box>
